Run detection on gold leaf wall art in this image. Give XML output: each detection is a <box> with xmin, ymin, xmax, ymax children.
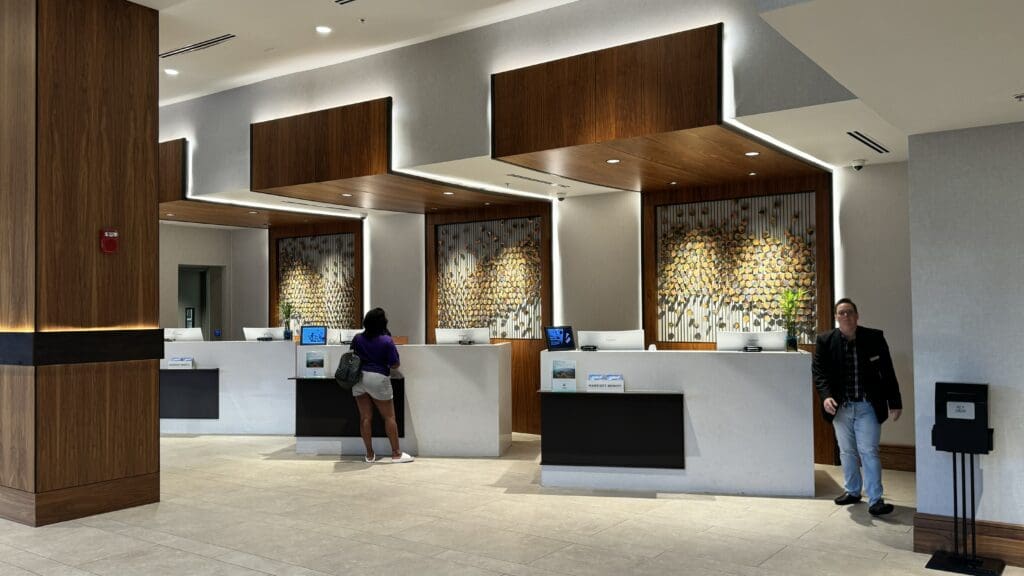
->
<box><xmin>277</xmin><ymin>233</ymin><xmax>358</xmax><ymax>329</ymax></box>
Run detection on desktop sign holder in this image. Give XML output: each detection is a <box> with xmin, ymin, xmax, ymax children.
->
<box><xmin>926</xmin><ymin>382</ymin><xmax>1003</xmax><ymax>576</ymax></box>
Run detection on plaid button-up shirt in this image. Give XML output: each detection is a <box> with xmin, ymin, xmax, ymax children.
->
<box><xmin>841</xmin><ymin>333</ymin><xmax>864</xmax><ymax>403</ymax></box>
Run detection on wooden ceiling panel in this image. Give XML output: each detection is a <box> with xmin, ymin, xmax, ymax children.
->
<box><xmin>158</xmin><ymin>200</ymin><xmax>353</xmax><ymax>228</ymax></box>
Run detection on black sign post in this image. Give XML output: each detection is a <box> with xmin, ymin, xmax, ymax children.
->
<box><xmin>926</xmin><ymin>382</ymin><xmax>1004</xmax><ymax>576</ymax></box>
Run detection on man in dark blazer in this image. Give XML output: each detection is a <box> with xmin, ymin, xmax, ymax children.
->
<box><xmin>813</xmin><ymin>298</ymin><xmax>902</xmax><ymax>516</ymax></box>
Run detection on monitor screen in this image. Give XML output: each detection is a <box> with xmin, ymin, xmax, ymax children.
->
<box><xmin>300</xmin><ymin>325</ymin><xmax>327</xmax><ymax>345</ymax></box>
<box><xmin>715</xmin><ymin>330</ymin><xmax>787</xmax><ymax>351</ymax></box>
<box><xmin>577</xmin><ymin>330</ymin><xmax>645</xmax><ymax>351</ymax></box>
<box><xmin>327</xmin><ymin>328</ymin><xmax>362</xmax><ymax>345</ymax></box>
<box><xmin>243</xmin><ymin>327</ymin><xmax>286</xmax><ymax>341</ymax></box>
<box><xmin>435</xmin><ymin>327</ymin><xmax>490</xmax><ymax>345</ymax></box>
<box><xmin>164</xmin><ymin>328</ymin><xmax>204</xmax><ymax>342</ymax></box>
<box><xmin>544</xmin><ymin>326</ymin><xmax>576</xmax><ymax>351</ymax></box>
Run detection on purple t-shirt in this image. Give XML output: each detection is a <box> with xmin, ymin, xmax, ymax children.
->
<box><xmin>351</xmin><ymin>333</ymin><xmax>399</xmax><ymax>377</ymax></box>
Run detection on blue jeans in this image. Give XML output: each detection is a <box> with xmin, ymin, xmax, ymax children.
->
<box><xmin>832</xmin><ymin>400</ymin><xmax>883</xmax><ymax>504</ymax></box>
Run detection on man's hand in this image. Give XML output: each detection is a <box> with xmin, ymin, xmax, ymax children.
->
<box><xmin>823</xmin><ymin>397</ymin><xmax>838</xmax><ymax>415</ymax></box>
<box><xmin>890</xmin><ymin>408</ymin><xmax>902</xmax><ymax>422</ymax></box>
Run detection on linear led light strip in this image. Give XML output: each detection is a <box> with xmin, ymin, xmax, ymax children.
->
<box><xmin>189</xmin><ymin>194</ymin><xmax>365</xmax><ymax>219</ymax></box>
<box><xmin>724</xmin><ymin>117</ymin><xmax>835</xmax><ymax>172</ymax></box>
<box><xmin>396</xmin><ymin>168</ymin><xmax>553</xmax><ymax>201</ymax></box>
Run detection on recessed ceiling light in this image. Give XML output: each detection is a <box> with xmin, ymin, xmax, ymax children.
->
<box><xmin>606</xmin><ymin>159</ymin><xmax>620</xmax><ymax>164</ymax></box>
<box><xmin>748</xmin><ymin>172</ymin><xmax>757</xmax><ymax>176</ymax></box>
<box><xmin>549</xmin><ymin>182</ymin><xmax>559</xmax><ymax>187</ymax></box>
<box><xmin>485</xmin><ymin>202</ymin><xmax>491</xmax><ymax>206</ymax></box>
<box><xmin>669</xmin><ymin>181</ymin><xmax>677</xmax><ymax>186</ymax></box>
<box><xmin>165</xmin><ymin>213</ymin><xmax>175</xmax><ymax>216</ymax></box>
<box><xmin>745</xmin><ymin>151</ymin><xmax>760</xmax><ymax>157</ymax></box>
<box><xmin>443</xmin><ymin>191</ymin><xmax>455</xmax><ymax>196</ymax></box>
<box><xmin>315</xmin><ymin>26</ymin><xmax>332</xmax><ymax>35</ymax></box>
<box><xmin>247</xmin><ymin>210</ymin><xmax>259</xmax><ymax>214</ymax></box>
<box><xmin>164</xmin><ymin>69</ymin><xmax>179</xmax><ymax>76</ymax></box>
<box><xmin>1014</xmin><ymin>93</ymin><xmax>1024</xmax><ymax>103</ymax></box>
<box><xmin>341</xmin><ymin>193</ymin><xmax>352</xmax><ymax>197</ymax></box>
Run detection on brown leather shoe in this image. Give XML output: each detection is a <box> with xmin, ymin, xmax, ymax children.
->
<box><xmin>834</xmin><ymin>492</ymin><xmax>862</xmax><ymax>505</ymax></box>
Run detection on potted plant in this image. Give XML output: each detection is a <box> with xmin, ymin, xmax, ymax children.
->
<box><xmin>279</xmin><ymin>300</ymin><xmax>294</xmax><ymax>341</ymax></box>
<box><xmin>778</xmin><ymin>288</ymin><xmax>807</xmax><ymax>351</ymax></box>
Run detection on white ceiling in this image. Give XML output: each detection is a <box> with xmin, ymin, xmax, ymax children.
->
<box><xmin>761</xmin><ymin>0</ymin><xmax>1024</xmax><ymax>136</ymax></box>
<box><xmin>144</xmin><ymin>0</ymin><xmax>579</xmax><ymax>106</ymax></box>
<box><xmin>738</xmin><ymin>99</ymin><xmax>907</xmax><ymax>169</ymax></box>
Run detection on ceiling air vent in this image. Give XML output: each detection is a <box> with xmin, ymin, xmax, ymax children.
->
<box><xmin>281</xmin><ymin>200</ymin><xmax>351</xmax><ymax>212</ymax></box>
<box><xmin>506</xmin><ymin>173</ymin><xmax>570</xmax><ymax>188</ymax></box>
<box><xmin>335</xmin><ymin>0</ymin><xmax>357</xmax><ymax>5</ymax></box>
<box><xmin>846</xmin><ymin>130</ymin><xmax>890</xmax><ymax>155</ymax></box>
<box><xmin>160</xmin><ymin>34</ymin><xmax>236</xmax><ymax>59</ymax></box>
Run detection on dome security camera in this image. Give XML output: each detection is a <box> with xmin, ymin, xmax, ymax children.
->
<box><xmin>556</xmin><ymin>191</ymin><xmax>567</xmax><ymax>202</ymax></box>
<box><xmin>851</xmin><ymin>159</ymin><xmax>866</xmax><ymax>171</ymax></box>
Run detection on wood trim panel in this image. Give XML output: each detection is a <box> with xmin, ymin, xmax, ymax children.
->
<box><xmin>320</xmin><ymin>98</ymin><xmax>390</xmax><ymax>180</ymax></box>
<box><xmin>425</xmin><ymin>203</ymin><xmax>551</xmax><ymax>434</ymax></box>
<box><xmin>158</xmin><ymin>139</ymin><xmax>187</xmax><ymax>203</ymax></box>
<box><xmin>0</xmin><ymin>329</ymin><xmax>164</xmax><ymax>366</ymax></box>
<box><xmin>0</xmin><ymin>472</ymin><xmax>159</xmax><ymax>527</ymax></box>
<box><xmin>915</xmin><ymin>512</ymin><xmax>1024</xmax><ymax>568</ymax></box>
<box><xmin>492</xmin><ymin>24</ymin><xmax>721</xmax><ymax>157</ymax></box>
<box><xmin>879</xmin><ymin>444</ymin><xmax>916</xmax><ymax>472</ymax></box>
<box><xmin>35</xmin><ymin>0</ymin><xmax>158</xmax><ymax>330</ymax></box>
<box><xmin>160</xmin><ymin>199</ymin><xmax>351</xmax><ymax>228</ymax></box>
<box><xmin>251</xmin><ymin>109</ymin><xmax>320</xmax><ymax>190</ymax></box>
<box><xmin>0</xmin><ymin>366</ymin><xmax>34</xmax><ymax>492</ymax></box>
<box><xmin>0</xmin><ymin>0</ymin><xmax>35</xmax><ymax>331</ymax></box>
<box><xmin>268</xmin><ymin>220</ymin><xmax>364</xmax><ymax>328</ymax></box>
<box><xmin>35</xmin><ymin>360</ymin><xmax>159</xmax><ymax>492</ymax></box>
<box><xmin>640</xmin><ymin>173</ymin><xmax>836</xmax><ymax>464</ymax></box>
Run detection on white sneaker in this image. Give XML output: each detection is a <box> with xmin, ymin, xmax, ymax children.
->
<box><xmin>364</xmin><ymin>454</ymin><xmax>376</xmax><ymax>463</ymax></box>
<box><xmin>389</xmin><ymin>452</ymin><xmax>415</xmax><ymax>464</ymax></box>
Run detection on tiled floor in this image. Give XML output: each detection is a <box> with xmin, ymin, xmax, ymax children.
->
<box><xmin>1</xmin><ymin>434</ymin><xmax>1019</xmax><ymax>575</ymax></box>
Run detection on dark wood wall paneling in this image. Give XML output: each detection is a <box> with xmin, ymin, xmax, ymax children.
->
<box><xmin>492</xmin><ymin>24</ymin><xmax>721</xmax><ymax>157</ymax></box>
<box><xmin>0</xmin><ymin>0</ymin><xmax>160</xmax><ymax>526</ymax></box>
<box><xmin>916</xmin><ymin>513</ymin><xmax>1024</xmax><ymax>568</ymax></box>
<box><xmin>158</xmin><ymin>138</ymin><xmax>187</xmax><ymax>203</ymax></box>
<box><xmin>35</xmin><ymin>0</ymin><xmax>158</xmax><ymax>331</ymax></box>
<box><xmin>640</xmin><ymin>173</ymin><xmax>837</xmax><ymax>465</ymax></box>
<box><xmin>0</xmin><ymin>0</ymin><xmax>36</xmax><ymax>332</ymax></box>
<box><xmin>269</xmin><ymin>220</ymin><xmax>365</xmax><ymax>328</ymax></box>
<box><xmin>425</xmin><ymin>203</ymin><xmax>552</xmax><ymax>434</ymax></box>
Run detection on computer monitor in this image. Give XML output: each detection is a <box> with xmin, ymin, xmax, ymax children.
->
<box><xmin>163</xmin><ymin>327</ymin><xmax>204</xmax><ymax>342</ymax></box>
<box><xmin>544</xmin><ymin>326</ymin><xmax>576</xmax><ymax>351</ymax></box>
<box><xmin>435</xmin><ymin>327</ymin><xmax>490</xmax><ymax>345</ymax></box>
<box><xmin>327</xmin><ymin>328</ymin><xmax>362</xmax><ymax>345</ymax></box>
<box><xmin>716</xmin><ymin>330</ymin><xmax>787</xmax><ymax>351</ymax></box>
<box><xmin>300</xmin><ymin>325</ymin><xmax>327</xmax><ymax>345</ymax></box>
<box><xmin>242</xmin><ymin>327</ymin><xmax>286</xmax><ymax>341</ymax></box>
<box><xmin>577</xmin><ymin>329</ymin><xmax>645</xmax><ymax>351</ymax></box>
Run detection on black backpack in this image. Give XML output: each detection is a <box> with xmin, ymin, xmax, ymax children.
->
<box><xmin>335</xmin><ymin>351</ymin><xmax>362</xmax><ymax>391</ymax></box>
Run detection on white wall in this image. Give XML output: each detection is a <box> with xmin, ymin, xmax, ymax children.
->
<box><xmin>833</xmin><ymin>163</ymin><xmax>914</xmax><ymax>446</ymax></box>
<box><xmin>229</xmin><ymin>228</ymin><xmax>269</xmax><ymax>341</ymax></box>
<box><xmin>909</xmin><ymin>121</ymin><xmax>1024</xmax><ymax>524</ymax></box>
<box><xmin>159</xmin><ymin>223</ymin><xmax>231</xmax><ymax>332</ymax></box>
<box><xmin>366</xmin><ymin>213</ymin><xmax>426</xmax><ymax>343</ymax></box>
<box><xmin>556</xmin><ymin>192</ymin><xmax>642</xmax><ymax>330</ymax></box>
<box><xmin>159</xmin><ymin>0</ymin><xmax>851</xmax><ymax>197</ymax></box>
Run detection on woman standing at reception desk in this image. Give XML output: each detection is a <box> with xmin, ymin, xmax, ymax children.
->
<box><xmin>351</xmin><ymin>308</ymin><xmax>415</xmax><ymax>464</ymax></box>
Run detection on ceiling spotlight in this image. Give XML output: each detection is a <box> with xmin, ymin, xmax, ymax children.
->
<box><xmin>443</xmin><ymin>191</ymin><xmax>455</xmax><ymax>195</ymax></box>
<box><xmin>164</xmin><ymin>69</ymin><xmax>179</xmax><ymax>76</ymax></box>
<box><xmin>745</xmin><ymin>151</ymin><xmax>760</xmax><ymax>157</ymax></box>
<box><xmin>606</xmin><ymin>159</ymin><xmax>620</xmax><ymax>164</ymax></box>
<box><xmin>341</xmin><ymin>193</ymin><xmax>352</xmax><ymax>197</ymax></box>
<box><xmin>247</xmin><ymin>210</ymin><xmax>259</xmax><ymax>214</ymax></box>
<box><xmin>315</xmin><ymin>26</ymin><xmax>332</xmax><ymax>35</ymax></box>
<box><xmin>165</xmin><ymin>213</ymin><xmax>175</xmax><ymax>216</ymax></box>
<box><xmin>669</xmin><ymin>181</ymin><xmax>677</xmax><ymax>186</ymax></box>
<box><xmin>748</xmin><ymin>172</ymin><xmax>757</xmax><ymax>176</ymax></box>
<box><xmin>485</xmin><ymin>202</ymin><xmax>491</xmax><ymax>206</ymax></box>
<box><xmin>1014</xmin><ymin>93</ymin><xmax>1024</xmax><ymax>103</ymax></box>
<box><xmin>550</xmin><ymin>182</ymin><xmax>559</xmax><ymax>187</ymax></box>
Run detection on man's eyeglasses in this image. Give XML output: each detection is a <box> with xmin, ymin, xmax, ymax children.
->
<box><xmin>836</xmin><ymin>310</ymin><xmax>857</xmax><ymax>317</ymax></box>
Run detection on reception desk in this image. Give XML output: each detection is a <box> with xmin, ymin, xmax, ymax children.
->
<box><xmin>161</xmin><ymin>341</ymin><xmax>296</xmax><ymax>434</ymax></box>
<box><xmin>295</xmin><ymin>343</ymin><xmax>512</xmax><ymax>458</ymax></box>
<box><xmin>539</xmin><ymin>350</ymin><xmax>813</xmax><ymax>497</ymax></box>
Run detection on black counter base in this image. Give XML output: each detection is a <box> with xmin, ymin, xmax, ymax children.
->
<box><xmin>295</xmin><ymin>377</ymin><xmax>405</xmax><ymax>438</ymax></box>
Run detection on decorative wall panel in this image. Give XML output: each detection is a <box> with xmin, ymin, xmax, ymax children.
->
<box><xmin>656</xmin><ymin>192</ymin><xmax>817</xmax><ymax>343</ymax></box>
<box><xmin>436</xmin><ymin>217</ymin><xmax>542</xmax><ymax>339</ymax></box>
<box><xmin>277</xmin><ymin>233</ymin><xmax>358</xmax><ymax>328</ymax></box>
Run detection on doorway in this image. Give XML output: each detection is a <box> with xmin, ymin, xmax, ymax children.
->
<box><xmin>177</xmin><ymin>266</ymin><xmax>226</xmax><ymax>340</ymax></box>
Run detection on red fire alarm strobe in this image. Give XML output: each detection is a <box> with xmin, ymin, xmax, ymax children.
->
<box><xmin>100</xmin><ymin>229</ymin><xmax>119</xmax><ymax>254</ymax></box>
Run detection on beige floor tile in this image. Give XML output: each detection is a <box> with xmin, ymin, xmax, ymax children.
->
<box><xmin>0</xmin><ymin>563</ymin><xmax>35</xmax><ymax>576</ymax></box>
<box><xmin>666</xmin><ymin>530</ymin><xmax>788</xmax><ymax>567</ymax></box>
<box><xmin>188</xmin><ymin>520</ymin><xmax>355</xmax><ymax>565</ymax></box>
<box><xmin>0</xmin><ymin>525</ymin><xmax>153</xmax><ymax>567</ymax></box>
<box><xmin>577</xmin><ymin>515</ymin><xmax>713</xmax><ymax>557</ymax></box>
<box><xmin>528</xmin><ymin>543</ymin><xmax>671</xmax><ymax>576</ymax></box>
<box><xmin>0</xmin><ymin>542</ymin><xmax>97</xmax><ymax>576</ymax></box>
<box><xmin>436</xmin><ymin>549</ymin><xmax>572</xmax><ymax>576</ymax></box>
<box><xmin>79</xmin><ymin>545</ymin><xmax>264</xmax><ymax>576</ymax></box>
<box><xmin>392</xmin><ymin>518</ymin><xmax>571</xmax><ymax>564</ymax></box>
<box><xmin>216</xmin><ymin>550</ymin><xmax>333</xmax><ymax>576</ymax></box>
<box><xmin>759</xmin><ymin>545</ymin><xmax>903</xmax><ymax>576</ymax></box>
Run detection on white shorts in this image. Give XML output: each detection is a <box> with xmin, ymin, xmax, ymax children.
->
<box><xmin>351</xmin><ymin>371</ymin><xmax>393</xmax><ymax>401</ymax></box>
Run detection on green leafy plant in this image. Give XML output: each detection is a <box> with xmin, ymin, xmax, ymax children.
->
<box><xmin>778</xmin><ymin>288</ymin><xmax>807</xmax><ymax>332</ymax></box>
<box><xmin>278</xmin><ymin>300</ymin><xmax>294</xmax><ymax>325</ymax></box>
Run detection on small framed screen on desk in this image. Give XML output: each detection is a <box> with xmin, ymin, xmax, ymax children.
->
<box><xmin>300</xmin><ymin>326</ymin><xmax>327</xmax><ymax>345</ymax></box>
<box><xmin>544</xmin><ymin>326</ymin><xmax>576</xmax><ymax>351</ymax></box>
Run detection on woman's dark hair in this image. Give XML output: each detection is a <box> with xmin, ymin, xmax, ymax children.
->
<box><xmin>362</xmin><ymin>307</ymin><xmax>389</xmax><ymax>338</ymax></box>
<box><xmin>834</xmin><ymin>298</ymin><xmax>858</xmax><ymax>314</ymax></box>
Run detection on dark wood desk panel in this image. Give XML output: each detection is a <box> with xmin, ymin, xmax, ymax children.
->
<box><xmin>295</xmin><ymin>377</ymin><xmax>404</xmax><ymax>438</ymax></box>
<box><xmin>159</xmin><ymin>369</ymin><xmax>219</xmax><ymax>419</ymax></box>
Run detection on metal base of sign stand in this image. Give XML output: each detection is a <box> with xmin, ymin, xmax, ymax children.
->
<box><xmin>927</xmin><ymin>551</ymin><xmax>1005</xmax><ymax>576</ymax></box>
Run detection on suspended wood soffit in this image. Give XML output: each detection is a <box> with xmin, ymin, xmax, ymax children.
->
<box><xmin>159</xmin><ymin>199</ymin><xmax>351</xmax><ymax>229</ymax></box>
<box><xmin>250</xmin><ymin>97</ymin><xmax>531</xmax><ymax>213</ymax></box>
<box><xmin>491</xmin><ymin>24</ymin><xmax>826</xmax><ymax>191</ymax></box>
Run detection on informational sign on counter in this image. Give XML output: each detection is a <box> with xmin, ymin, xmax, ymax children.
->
<box><xmin>551</xmin><ymin>359</ymin><xmax>577</xmax><ymax>392</ymax></box>
<box><xmin>167</xmin><ymin>357</ymin><xmax>194</xmax><ymax>369</ymax></box>
<box><xmin>586</xmin><ymin>373</ymin><xmax>624</xmax><ymax>393</ymax></box>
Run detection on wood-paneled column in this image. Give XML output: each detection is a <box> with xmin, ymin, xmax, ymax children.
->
<box><xmin>0</xmin><ymin>0</ymin><xmax>161</xmax><ymax>526</ymax></box>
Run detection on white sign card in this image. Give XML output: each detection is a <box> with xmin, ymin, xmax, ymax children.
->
<box><xmin>586</xmin><ymin>373</ymin><xmax>625</xmax><ymax>393</ymax></box>
<box><xmin>947</xmin><ymin>401</ymin><xmax>976</xmax><ymax>420</ymax></box>
<box><xmin>305</xmin><ymin>351</ymin><xmax>326</xmax><ymax>378</ymax></box>
<box><xmin>551</xmin><ymin>359</ymin><xmax>577</xmax><ymax>392</ymax></box>
<box><xmin>167</xmin><ymin>357</ymin><xmax>194</xmax><ymax>369</ymax></box>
